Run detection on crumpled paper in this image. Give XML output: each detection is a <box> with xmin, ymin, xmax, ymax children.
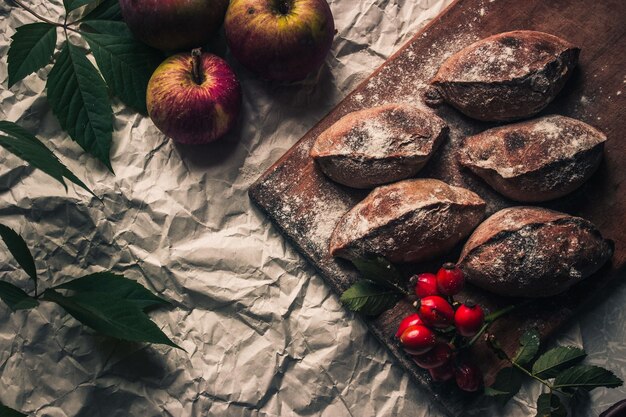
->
<box><xmin>0</xmin><ymin>1</ymin><xmax>624</xmax><ymax>416</ymax></box>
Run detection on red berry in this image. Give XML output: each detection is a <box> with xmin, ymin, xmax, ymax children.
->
<box><xmin>395</xmin><ymin>313</ymin><xmax>424</xmax><ymax>338</ymax></box>
<box><xmin>455</xmin><ymin>362</ymin><xmax>483</xmax><ymax>392</ymax></box>
<box><xmin>412</xmin><ymin>342</ymin><xmax>453</xmax><ymax>369</ymax></box>
<box><xmin>429</xmin><ymin>362</ymin><xmax>455</xmax><ymax>382</ymax></box>
<box><xmin>399</xmin><ymin>325</ymin><xmax>436</xmax><ymax>355</ymax></box>
<box><xmin>417</xmin><ymin>296</ymin><xmax>455</xmax><ymax>328</ymax></box>
<box><xmin>436</xmin><ymin>263</ymin><xmax>464</xmax><ymax>296</ymax></box>
<box><xmin>414</xmin><ymin>273</ymin><xmax>439</xmax><ymax>298</ymax></box>
<box><xmin>454</xmin><ymin>303</ymin><xmax>485</xmax><ymax>337</ymax></box>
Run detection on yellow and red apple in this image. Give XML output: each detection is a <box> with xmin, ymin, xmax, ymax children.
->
<box><xmin>146</xmin><ymin>50</ymin><xmax>241</xmax><ymax>145</ymax></box>
<box><xmin>120</xmin><ymin>0</ymin><xmax>229</xmax><ymax>51</ymax></box>
<box><xmin>224</xmin><ymin>0</ymin><xmax>335</xmax><ymax>81</ymax></box>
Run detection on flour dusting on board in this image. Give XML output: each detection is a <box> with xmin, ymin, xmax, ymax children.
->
<box><xmin>253</xmin><ymin>0</ymin><xmax>599</xmax><ymax>256</ymax></box>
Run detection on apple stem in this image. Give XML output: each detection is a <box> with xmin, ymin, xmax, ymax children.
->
<box><xmin>191</xmin><ymin>48</ymin><xmax>204</xmax><ymax>85</ymax></box>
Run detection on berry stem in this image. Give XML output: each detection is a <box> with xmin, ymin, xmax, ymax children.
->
<box><xmin>460</xmin><ymin>300</ymin><xmax>532</xmax><ymax>350</ymax></box>
<box><xmin>191</xmin><ymin>48</ymin><xmax>204</xmax><ymax>85</ymax></box>
<box><xmin>484</xmin><ymin>303</ymin><xmax>518</xmax><ymax>323</ymax></box>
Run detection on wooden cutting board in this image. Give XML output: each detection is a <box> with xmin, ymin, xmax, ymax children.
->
<box><xmin>249</xmin><ymin>0</ymin><xmax>626</xmax><ymax>415</ymax></box>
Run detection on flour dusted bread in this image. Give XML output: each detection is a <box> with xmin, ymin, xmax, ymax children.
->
<box><xmin>330</xmin><ymin>179</ymin><xmax>485</xmax><ymax>263</ymax></box>
<box><xmin>426</xmin><ymin>31</ymin><xmax>580</xmax><ymax>121</ymax></box>
<box><xmin>310</xmin><ymin>104</ymin><xmax>448</xmax><ymax>188</ymax></box>
<box><xmin>459</xmin><ymin>115</ymin><xmax>606</xmax><ymax>202</ymax></box>
<box><xmin>458</xmin><ymin>207</ymin><xmax>613</xmax><ymax>298</ymax></box>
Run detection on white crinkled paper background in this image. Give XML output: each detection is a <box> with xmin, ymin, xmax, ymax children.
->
<box><xmin>0</xmin><ymin>0</ymin><xmax>625</xmax><ymax>416</ymax></box>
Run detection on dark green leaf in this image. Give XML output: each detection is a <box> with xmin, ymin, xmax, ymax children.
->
<box><xmin>46</xmin><ymin>42</ymin><xmax>113</xmax><ymax>171</ymax></box>
<box><xmin>0</xmin><ymin>121</ymin><xmax>94</xmax><ymax>196</ymax></box>
<box><xmin>81</xmin><ymin>0</ymin><xmax>122</xmax><ymax>21</ymax></box>
<box><xmin>351</xmin><ymin>256</ymin><xmax>404</xmax><ymax>289</ymax></box>
<box><xmin>0</xmin><ymin>281</ymin><xmax>38</xmax><ymax>311</ymax></box>
<box><xmin>339</xmin><ymin>280</ymin><xmax>401</xmax><ymax>316</ymax></box>
<box><xmin>483</xmin><ymin>387</ymin><xmax>509</xmax><ymax>396</ymax></box>
<box><xmin>0</xmin><ymin>224</ymin><xmax>36</xmax><ymax>284</ymax></box>
<box><xmin>81</xmin><ymin>20</ymin><xmax>132</xmax><ymax>37</ymax></box>
<box><xmin>81</xmin><ymin>31</ymin><xmax>162</xmax><ymax>113</ymax></box>
<box><xmin>532</xmin><ymin>346</ymin><xmax>587</xmax><ymax>379</ymax></box>
<box><xmin>56</xmin><ymin>271</ymin><xmax>168</xmax><ymax>311</ymax></box>
<box><xmin>64</xmin><ymin>0</ymin><xmax>96</xmax><ymax>12</ymax></box>
<box><xmin>0</xmin><ymin>402</ymin><xmax>27</xmax><ymax>417</ymax></box>
<box><xmin>43</xmin><ymin>289</ymin><xmax>179</xmax><ymax>348</ymax></box>
<box><xmin>7</xmin><ymin>23</ymin><xmax>57</xmax><ymax>87</ymax></box>
<box><xmin>513</xmin><ymin>328</ymin><xmax>540</xmax><ymax>366</ymax></box>
<box><xmin>553</xmin><ymin>365</ymin><xmax>623</xmax><ymax>391</ymax></box>
<box><xmin>535</xmin><ymin>393</ymin><xmax>566</xmax><ymax>417</ymax></box>
<box><xmin>485</xmin><ymin>367</ymin><xmax>523</xmax><ymax>407</ymax></box>
<box><xmin>487</xmin><ymin>334</ymin><xmax>509</xmax><ymax>360</ymax></box>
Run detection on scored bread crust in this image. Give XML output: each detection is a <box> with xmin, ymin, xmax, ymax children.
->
<box><xmin>429</xmin><ymin>30</ymin><xmax>580</xmax><ymax>121</ymax></box>
<box><xmin>458</xmin><ymin>207</ymin><xmax>613</xmax><ymax>298</ymax></box>
<box><xmin>329</xmin><ymin>178</ymin><xmax>486</xmax><ymax>263</ymax></box>
<box><xmin>458</xmin><ymin>115</ymin><xmax>606</xmax><ymax>202</ymax></box>
<box><xmin>310</xmin><ymin>104</ymin><xmax>448</xmax><ymax>189</ymax></box>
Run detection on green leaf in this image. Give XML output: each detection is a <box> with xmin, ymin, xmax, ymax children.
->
<box><xmin>532</xmin><ymin>347</ymin><xmax>587</xmax><ymax>379</ymax></box>
<box><xmin>64</xmin><ymin>0</ymin><xmax>97</xmax><ymax>12</ymax></box>
<box><xmin>81</xmin><ymin>31</ymin><xmax>162</xmax><ymax>113</ymax></box>
<box><xmin>0</xmin><ymin>224</ymin><xmax>36</xmax><ymax>284</ymax></box>
<box><xmin>0</xmin><ymin>121</ymin><xmax>94</xmax><ymax>196</ymax></box>
<box><xmin>351</xmin><ymin>256</ymin><xmax>404</xmax><ymax>288</ymax></box>
<box><xmin>485</xmin><ymin>367</ymin><xmax>524</xmax><ymax>407</ymax></box>
<box><xmin>535</xmin><ymin>393</ymin><xmax>566</xmax><ymax>417</ymax></box>
<box><xmin>0</xmin><ymin>402</ymin><xmax>27</xmax><ymax>417</ymax></box>
<box><xmin>553</xmin><ymin>365</ymin><xmax>623</xmax><ymax>391</ymax></box>
<box><xmin>486</xmin><ymin>334</ymin><xmax>509</xmax><ymax>360</ymax></box>
<box><xmin>339</xmin><ymin>280</ymin><xmax>401</xmax><ymax>316</ymax></box>
<box><xmin>81</xmin><ymin>0</ymin><xmax>122</xmax><ymax>21</ymax></box>
<box><xmin>513</xmin><ymin>328</ymin><xmax>540</xmax><ymax>366</ymax></box>
<box><xmin>56</xmin><ymin>271</ymin><xmax>168</xmax><ymax>311</ymax></box>
<box><xmin>0</xmin><ymin>281</ymin><xmax>38</xmax><ymax>312</ymax></box>
<box><xmin>46</xmin><ymin>42</ymin><xmax>113</xmax><ymax>171</ymax></box>
<box><xmin>42</xmin><ymin>289</ymin><xmax>179</xmax><ymax>348</ymax></box>
<box><xmin>81</xmin><ymin>20</ymin><xmax>132</xmax><ymax>37</ymax></box>
<box><xmin>7</xmin><ymin>23</ymin><xmax>57</xmax><ymax>87</ymax></box>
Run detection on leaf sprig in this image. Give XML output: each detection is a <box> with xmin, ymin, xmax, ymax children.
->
<box><xmin>0</xmin><ymin>121</ymin><xmax>94</xmax><ymax>196</ymax></box>
<box><xmin>6</xmin><ymin>0</ymin><xmax>163</xmax><ymax>171</ymax></box>
<box><xmin>339</xmin><ymin>256</ymin><xmax>408</xmax><ymax>316</ymax></box>
<box><xmin>486</xmin><ymin>329</ymin><xmax>623</xmax><ymax>416</ymax></box>
<box><xmin>0</xmin><ymin>223</ymin><xmax>178</xmax><ymax>349</ymax></box>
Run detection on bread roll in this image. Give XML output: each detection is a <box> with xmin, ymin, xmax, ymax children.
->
<box><xmin>458</xmin><ymin>115</ymin><xmax>606</xmax><ymax>202</ymax></box>
<box><xmin>330</xmin><ymin>178</ymin><xmax>486</xmax><ymax>263</ymax></box>
<box><xmin>458</xmin><ymin>207</ymin><xmax>613</xmax><ymax>297</ymax></box>
<box><xmin>310</xmin><ymin>104</ymin><xmax>448</xmax><ymax>188</ymax></box>
<box><xmin>425</xmin><ymin>31</ymin><xmax>580</xmax><ymax>121</ymax></box>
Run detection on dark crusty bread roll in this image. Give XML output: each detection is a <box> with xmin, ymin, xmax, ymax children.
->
<box><xmin>330</xmin><ymin>178</ymin><xmax>486</xmax><ymax>263</ymax></box>
<box><xmin>310</xmin><ymin>104</ymin><xmax>448</xmax><ymax>188</ymax></box>
<box><xmin>425</xmin><ymin>31</ymin><xmax>580</xmax><ymax>121</ymax></box>
<box><xmin>458</xmin><ymin>115</ymin><xmax>606</xmax><ymax>202</ymax></box>
<box><xmin>458</xmin><ymin>207</ymin><xmax>613</xmax><ymax>298</ymax></box>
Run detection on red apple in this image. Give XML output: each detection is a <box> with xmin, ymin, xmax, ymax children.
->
<box><xmin>146</xmin><ymin>50</ymin><xmax>241</xmax><ymax>145</ymax></box>
<box><xmin>224</xmin><ymin>0</ymin><xmax>335</xmax><ymax>82</ymax></box>
<box><xmin>120</xmin><ymin>0</ymin><xmax>229</xmax><ymax>51</ymax></box>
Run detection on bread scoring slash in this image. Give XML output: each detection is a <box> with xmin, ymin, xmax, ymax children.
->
<box><xmin>425</xmin><ymin>30</ymin><xmax>580</xmax><ymax>121</ymax></box>
<box><xmin>310</xmin><ymin>104</ymin><xmax>448</xmax><ymax>188</ymax></box>
<box><xmin>329</xmin><ymin>178</ymin><xmax>486</xmax><ymax>263</ymax></box>
<box><xmin>458</xmin><ymin>115</ymin><xmax>606</xmax><ymax>202</ymax></box>
<box><xmin>458</xmin><ymin>207</ymin><xmax>613</xmax><ymax>297</ymax></box>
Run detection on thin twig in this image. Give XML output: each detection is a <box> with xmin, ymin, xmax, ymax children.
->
<box><xmin>9</xmin><ymin>0</ymin><xmax>64</xmax><ymax>26</ymax></box>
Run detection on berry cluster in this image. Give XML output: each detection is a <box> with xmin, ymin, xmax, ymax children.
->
<box><xmin>395</xmin><ymin>263</ymin><xmax>485</xmax><ymax>392</ymax></box>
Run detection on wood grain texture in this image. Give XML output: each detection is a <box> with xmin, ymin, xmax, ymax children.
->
<box><xmin>249</xmin><ymin>0</ymin><xmax>626</xmax><ymax>415</ymax></box>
